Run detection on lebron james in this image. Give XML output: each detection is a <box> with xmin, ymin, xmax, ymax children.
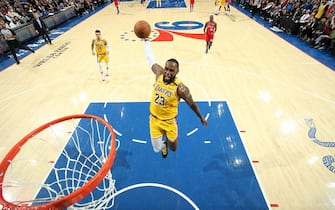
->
<box><xmin>144</xmin><ymin>40</ymin><xmax>208</xmax><ymax>158</ymax></box>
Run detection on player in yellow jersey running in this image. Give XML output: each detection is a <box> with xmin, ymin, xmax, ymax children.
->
<box><xmin>91</xmin><ymin>30</ymin><xmax>110</xmax><ymax>81</ymax></box>
<box><xmin>143</xmin><ymin>39</ymin><xmax>208</xmax><ymax>158</ymax></box>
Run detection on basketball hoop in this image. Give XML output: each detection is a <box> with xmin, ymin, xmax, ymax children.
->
<box><xmin>0</xmin><ymin>114</ymin><xmax>117</xmax><ymax>209</ymax></box>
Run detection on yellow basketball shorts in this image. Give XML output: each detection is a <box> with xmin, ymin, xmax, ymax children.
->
<box><xmin>149</xmin><ymin>115</ymin><xmax>178</xmax><ymax>142</ymax></box>
<box><xmin>97</xmin><ymin>54</ymin><xmax>109</xmax><ymax>63</ymax></box>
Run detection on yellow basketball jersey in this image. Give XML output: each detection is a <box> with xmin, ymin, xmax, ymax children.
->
<box><xmin>94</xmin><ymin>39</ymin><xmax>107</xmax><ymax>55</ymax></box>
<box><xmin>315</xmin><ymin>4</ymin><xmax>327</xmax><ymax>19</ymax></box>
<box><xmin>150</xmin><ymin>75</ymin><xmax>181</xmax><ymax>120</ymax></box>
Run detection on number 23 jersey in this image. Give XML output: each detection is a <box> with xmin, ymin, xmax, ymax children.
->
<box><xmin>150</xmin><ymin>75</ymin><xmax>181</xmax><ymax>120</ymax></box>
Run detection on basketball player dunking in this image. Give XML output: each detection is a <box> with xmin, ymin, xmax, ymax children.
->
<box><xmin>91</xmin><ymin>30</ymin><xmax>110</xmax><ymax>81</ymax></box>
<box><xmin>204</xmin><ymin>15</ymin><xmax>217</xmax><ymax>54</ymax></box>
<box><xmin>143</xmin><ymin>39</ymin><xmax>208</xmax><ymax>158</ymax></box>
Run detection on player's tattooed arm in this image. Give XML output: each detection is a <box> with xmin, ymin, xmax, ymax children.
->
<box><xmin>177</xmin><ymin>83</ymin><xmax>208</xmax><ymax>126</ymax></box>
<box><xmin>152</xmin><ymin>64</ymin><xmax>164</xmax><ymax>80</ymax></box>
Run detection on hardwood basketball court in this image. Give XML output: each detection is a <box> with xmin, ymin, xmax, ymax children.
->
<box><xmin>1</xmin><ymin>0</ymin><xmax>335</xmax><ymax>209</ymax></box>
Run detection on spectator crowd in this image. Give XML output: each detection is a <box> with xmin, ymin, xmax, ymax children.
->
<box><xmin>0</xmin><ymin>0</ymin><xmax>107</xmax><ymax>30</ymax></box>
<box><xmin>237</xmin><ymin>0</ymin><xmax>335</xmax><ymax>54</ymax></box>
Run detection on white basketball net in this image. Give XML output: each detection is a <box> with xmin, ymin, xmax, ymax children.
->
<box><xmin>0</xmin><ymin>116</ymin><xmax>118</xmax><ymax>209</ymax></box>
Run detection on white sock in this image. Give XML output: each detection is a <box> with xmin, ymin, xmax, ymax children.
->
<box><xmin>98</xmin><ymin>62</ymin><xmax>103</xmax><ymax>74</ymax></box>
<box><xmin>151</xmin><ymin>137</ymin><xmax>164</xmax><ymax>152</ymax></box>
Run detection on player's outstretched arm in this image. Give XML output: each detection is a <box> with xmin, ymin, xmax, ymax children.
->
<box><xmin>203</xmin><ymin>23</ymin><xmax>207</xmax><ymax>33</ymax></box>
<box><xmin>177</xmin><ymin>83</ymin><xmax>208</xmax><ymax>126</ymax></box>
<box><xmin>143</xmin><ymin>40</ymin><xmax>164</xmax><ymax>80</ymax></box>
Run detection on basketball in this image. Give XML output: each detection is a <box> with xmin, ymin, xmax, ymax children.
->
<box><xmin>134</xmin><ymin>20</ymin><xmax>151</xmax><ymax>39</ymax></box>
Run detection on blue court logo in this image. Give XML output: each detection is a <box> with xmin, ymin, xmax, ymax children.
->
<box><xmin>120</xmin><ymin>21</ymin><xmax>205</xmax><ymax>42</ymax></box>
<box><xmin>154</xmin><ymin>21</ymin><xmax>203</xmax><ymax>30</ymax></box>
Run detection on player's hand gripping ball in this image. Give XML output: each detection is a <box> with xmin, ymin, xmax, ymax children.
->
<box><xmin>134</xmin><ymin>20</ymin><xmax>151</xmax><ymax>39</ymax></box>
